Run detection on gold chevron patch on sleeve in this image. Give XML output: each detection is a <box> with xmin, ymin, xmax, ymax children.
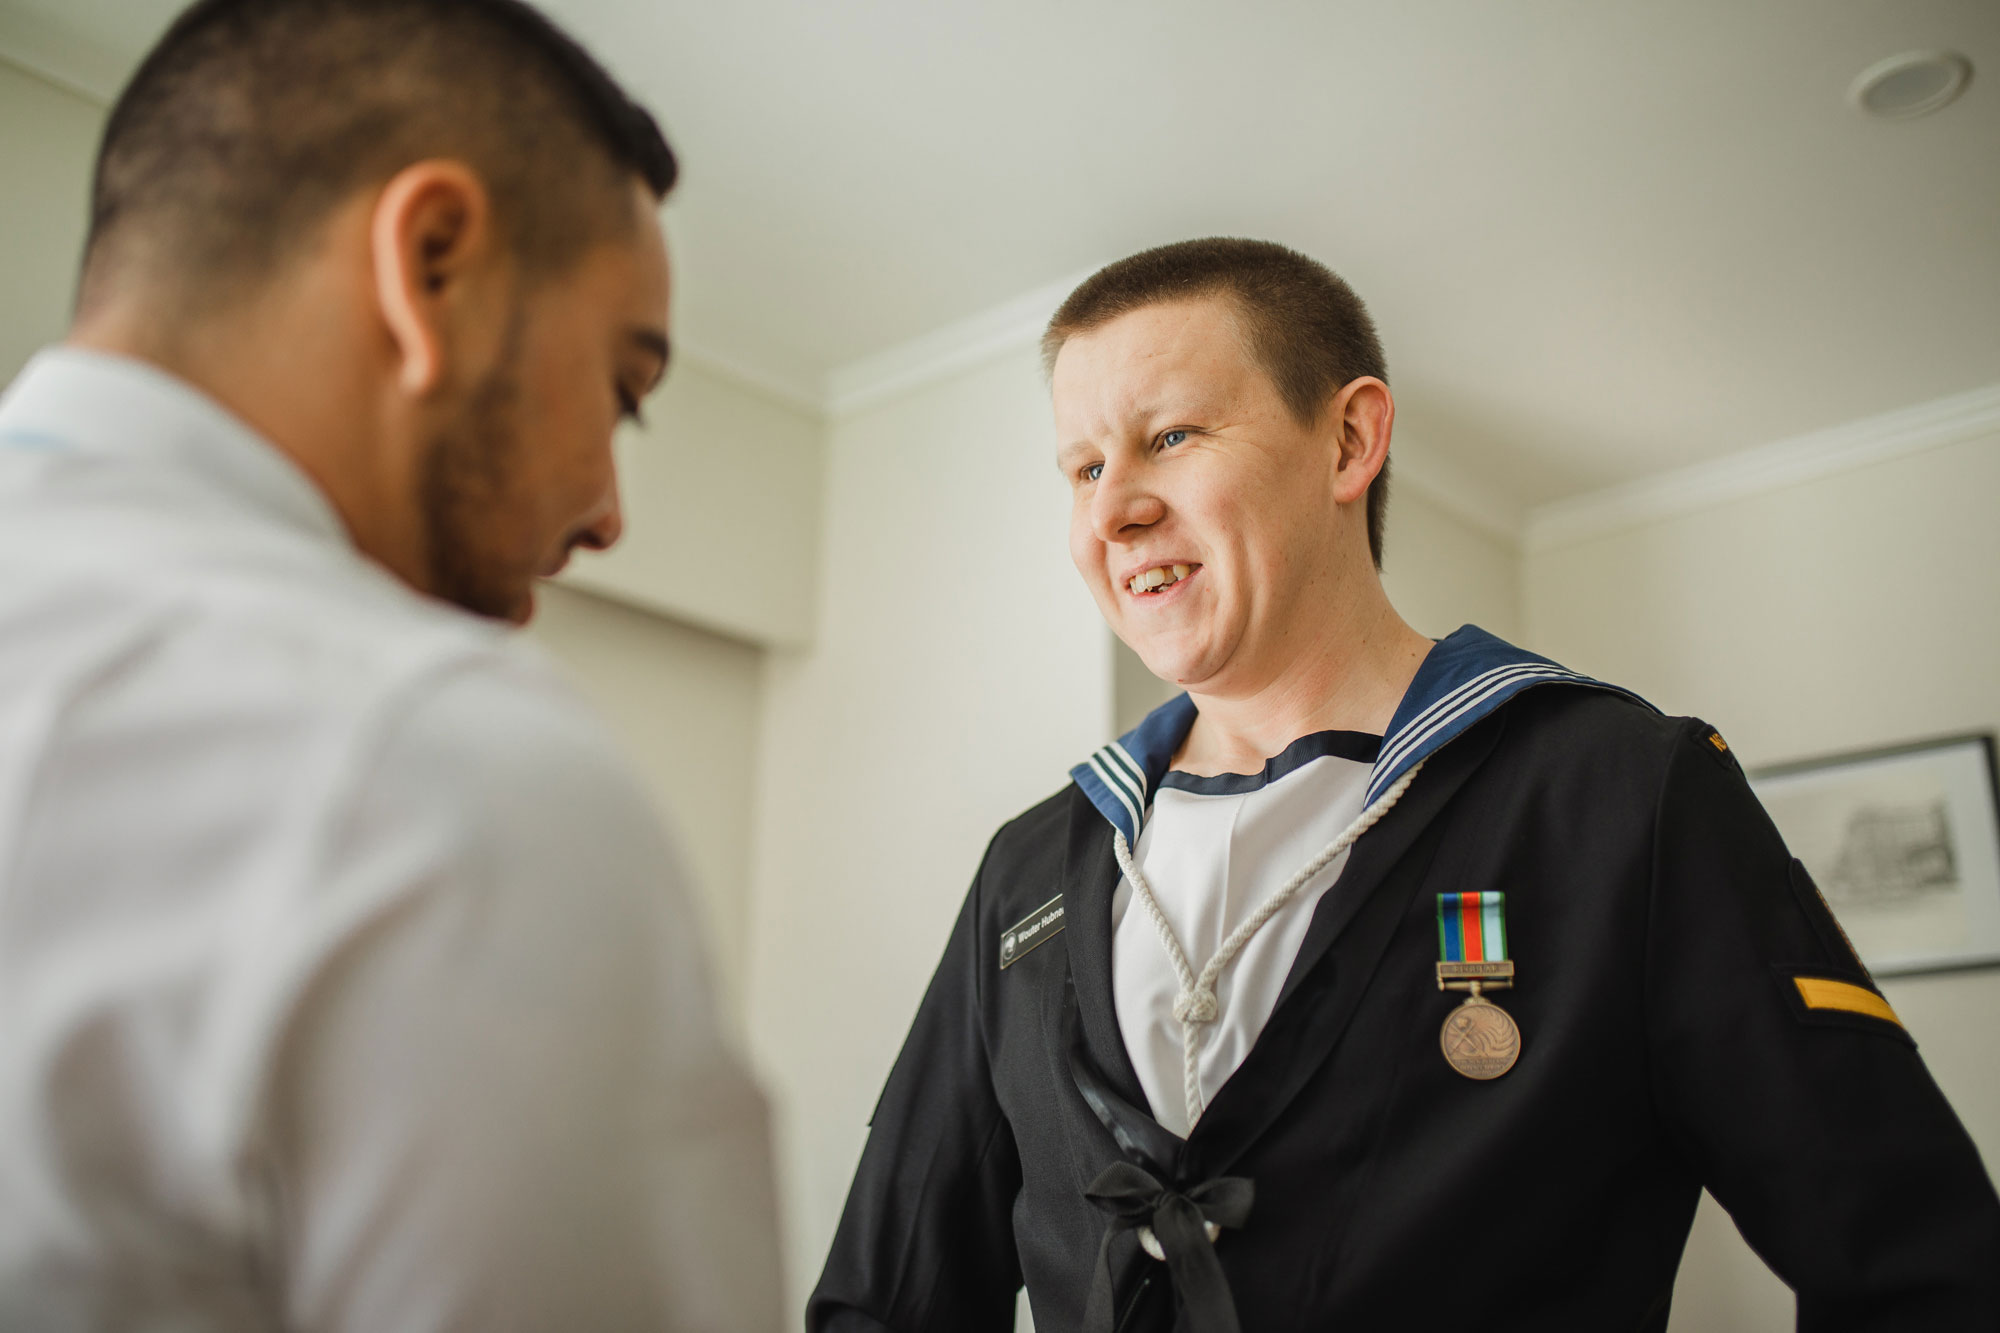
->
<box><xmin>1794</xmin><ymin>976</ymin><xmax>1902</xmax><ymax>1028</ymax></box>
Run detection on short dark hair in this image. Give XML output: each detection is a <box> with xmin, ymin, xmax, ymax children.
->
<box><xmin>1045</xmin><ymin>238</ymin><xmax>1393</xmax><ymax>568</ymax></box>
<box><xmin>80</xmin><ymin>0</ymin><xmax>677</xmax><ymax>314</ymax></box>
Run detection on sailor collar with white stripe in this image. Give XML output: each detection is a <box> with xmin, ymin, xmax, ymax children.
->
<box><xmin>1071</xmin><ymin>624</ymin><xmax>1653</xmax><ymax>845</ymax></box>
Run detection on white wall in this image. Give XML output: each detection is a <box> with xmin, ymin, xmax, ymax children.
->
<box><xmin>744</xmin><ymin>345</ymin><xmax>1111</xmax><ymax>1301</ymax></box>
<box><xmin>1526</xmin><ymin>426</ymin><xmax>2000</xmax><ymax>1331</ymax></box>
<box><xmin>1382</xmin><ymin>482</ymin><xmax>1522</xmax><ymax>642</ymax></box>
<box><xmin>0</xmin><ymin>59</ymin><xmax>96</xmax><ymax>385</ymax></box>
<box><xmin>561</xmin><ymin>360</ymin><xmax>825</xmax><ymax>647</ymax></box>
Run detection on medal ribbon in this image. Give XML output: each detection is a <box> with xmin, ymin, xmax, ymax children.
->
<box><xmin>1437</xmin><ymin>891</ymin><xmax>1508</xmax><ymax>963</ymax></box>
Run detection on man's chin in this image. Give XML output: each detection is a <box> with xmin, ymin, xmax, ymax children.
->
<box><xmin>1133</xmin><ymin>638</ymin><xmax>1239</xmax><ymax>696</ymax></box>
<box><xmin>426</xmin><ymin>570</ymin><xmax>537</xmax><ymax>625</ymax></box>
<box><xmin>1125</xmin><ymin>639</ymin><xmax>1198</xmax><ymax>689</ymax></box>
<box><xmin>503</xmin><ymin>584</ymin><xmax>537</xmax><ymax>626</ymax></box>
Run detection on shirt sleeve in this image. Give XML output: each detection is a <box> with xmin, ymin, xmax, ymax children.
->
<box><xmin>1644</xmin><ymin>718</ymin><xmax>2000</xmax><ymax>1329</ymax></box>
<box><xmin>267</xmin><ymin>655</ymin><xmax>783</xmax><ymax>1333</ymax></box>
<box><xmin>806</xmin><ymin>844</ymin><xmax>1023</xmax><ymax>1333</ymax></box>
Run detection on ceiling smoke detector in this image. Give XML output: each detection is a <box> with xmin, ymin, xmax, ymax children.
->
<box><xmin>1849</xmin><ymin>50</ymin><xmax>1973</xmax><ymax>119</ymax></box>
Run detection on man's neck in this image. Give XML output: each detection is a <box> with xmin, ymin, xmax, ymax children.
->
<box><xmin>68</xmin><ymin>294</ymin><xmax>430</xmax><ymax>592</ymax></box>
<box><xmin>1172</xmin><ymin>593</ymin><xmax>1434</xmax><ymax>778</ymax></box>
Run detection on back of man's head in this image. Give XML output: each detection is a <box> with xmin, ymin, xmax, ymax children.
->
<box><xmin>79</xmin><ymin>0</ymin><xmax>677</xmax><ymax>319</ymax></box>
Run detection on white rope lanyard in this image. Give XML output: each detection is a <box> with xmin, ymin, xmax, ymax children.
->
<box><xmin>1112</xmin><ymin>760</ymin><xmax>1425</xmax><ymax>1132</ymax></box>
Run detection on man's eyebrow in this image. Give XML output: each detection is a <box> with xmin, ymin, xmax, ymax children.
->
<box><xmin>1052</xmin><ymin>398</ymin><xmax>1211</xmax><ymax>469</ymax></box>
<box><xmin>1055</xmin><ymin>439</ymin><xmax>1096</xmax><ymax>471</ymax></box>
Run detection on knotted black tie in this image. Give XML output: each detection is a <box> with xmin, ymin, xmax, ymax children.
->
<box><xmin>1082</xmin><ymin>1160</ymin><xmax>1254</xmax><ymax>1333</ymax></box>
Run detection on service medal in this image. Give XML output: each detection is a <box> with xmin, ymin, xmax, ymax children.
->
<box><xmin>1436</xmin><ymin>892</ymin><xmax>1520</xmax><ymax>1080</ymax></box>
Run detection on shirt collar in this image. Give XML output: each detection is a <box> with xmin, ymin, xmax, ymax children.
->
<box><xmin>1070</xmin><ymin>624</ymin><xmax>1654</xmax><ymax>845</ymax></box>
<box><xmin>0</xmin><ymin>346</ymin><xmax>348</xmax><ymax>547</ymax></box>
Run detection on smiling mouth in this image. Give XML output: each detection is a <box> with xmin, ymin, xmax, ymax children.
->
<box><xmin>1126</xmin><ymin>563</ymin><xmax>1198</xmax><ymax>596</ymax></box>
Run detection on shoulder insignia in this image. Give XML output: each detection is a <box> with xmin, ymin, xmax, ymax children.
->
<box><xmin>1793</xmin><ymin>975</ymin><xmax>1901</xmax><ymax>1026</ymax></box>
<box><xmin>1776</xmin><ymin>967</ymin><xmax>1913</xmax><ymax>1044</ymax></box>
<box><xmin>1689</xmin><ymin>719</ymin><xmax>1743</xmax><ymax>774</ymax></box>
<box><xmin>1787</xmin><ymin>859</ymin><xmax>1870</xmax><ymax>975</ymax></box>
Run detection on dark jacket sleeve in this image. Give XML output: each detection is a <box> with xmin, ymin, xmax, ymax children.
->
<box><xmin>806</xmin><ymin>845</ymin><xmax>1023</xmax><ymax>1332</ymax></box>
<box><xmin>1645</xmin><ymin>719</ymin><xmax>2000</xmax><ymax>1329</ymax></box>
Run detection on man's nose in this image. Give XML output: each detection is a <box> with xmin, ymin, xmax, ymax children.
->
<box><xmin>574</xmin><ymin>478</ymin><xmax>624</xmax><ymax>552</ymax></box>
<box><xmin>1090</xmin><ymin>462</ymin><xmax>1165</xmax><ymax>543</ymax></box>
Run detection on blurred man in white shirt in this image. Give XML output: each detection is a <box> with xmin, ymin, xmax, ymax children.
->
<box><xmin>0</xmin><ymin>0</ymin><xmax>781</xmax><ymax>1328</ymax></box>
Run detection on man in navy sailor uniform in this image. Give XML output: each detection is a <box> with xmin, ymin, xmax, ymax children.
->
<box><xmin>807</xmin><ymin>239</ymin><xmax>2000</xmax><ymax>1332</ymax></box>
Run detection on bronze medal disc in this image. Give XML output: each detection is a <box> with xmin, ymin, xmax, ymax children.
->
<box><xmin>1440</xmin><ymin>996</ymin><xmax>1520</xmax><ymax>1080</ymax></box>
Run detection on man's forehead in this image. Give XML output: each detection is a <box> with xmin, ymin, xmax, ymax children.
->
<box><xmin>1053</xmin><ymin>297</ymin><xmax>1254</xmax><ymax>423</ymax></box>
<box><xmin>627</xmin><ymin>186</ymin><xmax>671</xmax><ymax>301</ymax></box>
<box><xmin>583</xmin><ymin>198</ymin><xmax>669</xmax><ymax>357</ymax></box>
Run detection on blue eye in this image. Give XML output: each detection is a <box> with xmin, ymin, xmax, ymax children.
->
<box><xmin>1083</xmin><ymin>463</ymin><xmax>1104</xmax><ymax>482</ymax></box>
<box><xmin>1160</xmin><ymin>429</ymin><xmax>1189</xmax><ymax>448</ymax></box>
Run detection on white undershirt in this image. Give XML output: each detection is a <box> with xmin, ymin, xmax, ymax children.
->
<box><xmin>1112</xmin><ymin>733</ymin><xmax>1378</xmax><ymax>1137</ymax></box>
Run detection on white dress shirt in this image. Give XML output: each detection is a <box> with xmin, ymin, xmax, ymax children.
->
<box><xmin>1112</xmin><ymin>732</ymin><xmax>1378</xmax><ymax>1137</ymax></box>
<box><xmin>0</xmin><ymin>349</ymin><xmax>782</xmax><ymax>1331</ymax></box>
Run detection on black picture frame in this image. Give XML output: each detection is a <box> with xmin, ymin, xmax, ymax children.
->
<box><xmin>1750</xmin><ymin>733</ymin><xmax>2000</xmax><ymax>978</ymax></box>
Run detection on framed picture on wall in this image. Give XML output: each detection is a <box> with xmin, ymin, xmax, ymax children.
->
<box><xmin>1750</xmin><ymin>733</ymin><xmax>2000</xmax><ymax>977</ymax></box>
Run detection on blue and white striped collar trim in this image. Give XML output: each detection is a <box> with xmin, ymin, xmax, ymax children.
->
<box><xmin>1069</xmin><ymin>625</ymin><xmax>1653</xmax><ymax>844</ymax></box>
<box><xmin>1072</xmin><ymin>692</ymin><xmax>1198</xmax><ymax>849</ymax></box>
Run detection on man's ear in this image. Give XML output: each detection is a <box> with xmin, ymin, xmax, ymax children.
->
<box><xmin>370</xmin><ymin>160</ymin><xmax>495</xmax><ymax>397</ymax></box>
<box><xmin>1329</xmin><ymin>376</ymin><xmax>1394</xmax><ymax>505</ymax></box>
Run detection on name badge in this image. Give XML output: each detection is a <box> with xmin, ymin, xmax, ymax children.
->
<box><xmin>999</xmin><ymin>894</ymin><xmax>1065</xmax><ymax>970</ymax></box>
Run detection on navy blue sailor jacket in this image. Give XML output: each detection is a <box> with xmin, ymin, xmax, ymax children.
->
<box><xmin>808</xmin><ymin>627</ymin><xmax>2000</xmax><ymax>1332</ymax></box>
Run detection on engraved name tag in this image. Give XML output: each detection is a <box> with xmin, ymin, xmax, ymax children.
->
<box><xmin>999</xmin><ymin>894</ymin><xmax>1065</xmax><ymax>970</ymax></box>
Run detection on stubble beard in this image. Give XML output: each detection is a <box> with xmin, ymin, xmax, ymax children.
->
<box><xmin>419</xmin><ymin>310</ymin><xmax>532</xmax><ymax>621</ymax></box>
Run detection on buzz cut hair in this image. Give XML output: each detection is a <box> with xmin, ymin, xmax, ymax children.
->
<box><xmin>79</xmin><ymin>0</ymin><xmax>677</xmax><ymax>316</ymax></box>
<box><xmin>1044</xmin><ymin>238</ymin><xmax>1394</xmax><ymax>568</ymax></box>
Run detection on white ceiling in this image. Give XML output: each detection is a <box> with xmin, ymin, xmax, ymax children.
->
<box><xmin>3</xmin><ymin>0</ymin><xmax>1995</xmax><ymax>506</ymax></box>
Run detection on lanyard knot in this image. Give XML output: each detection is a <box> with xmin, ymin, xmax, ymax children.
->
<box><xmin>1171</xmin><ymin>986</ymin><xmax>1219</xmax><ymax>1025</ymax></box>
<box><xmin>1113</xmin><ymin>758</ymin><xmax>1423</xmax><ymax>1131</ymax></box>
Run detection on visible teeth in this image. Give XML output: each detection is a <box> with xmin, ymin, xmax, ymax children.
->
<box><xmin>1128</xmin><ymin>564</ymin><xmax>1193</xmax><ymax>595</ymax></box>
